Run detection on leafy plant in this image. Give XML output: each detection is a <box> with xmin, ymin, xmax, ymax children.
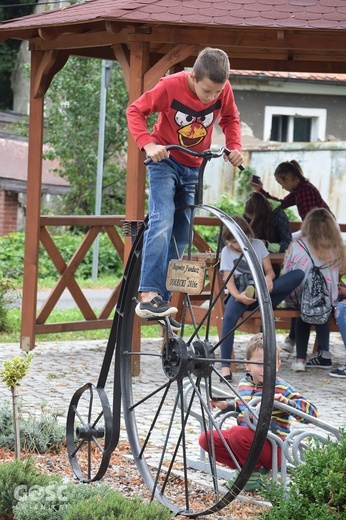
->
<box><xmin>13</xmin><ymin>482</ymin><xmax>112</xmax><ymax>520</ymax></box>
<box><xmin>0</xmin><ymin>231</ymin><xmax>123</xmax><ymax>283</ymax></box>
<box><xmin>194</xmin><ymin>193</ymin><xmax>245</xmax><ymax>251</ymax></box>
<box><xmin>1</xmin><ymin>354</ymin><xmax>33</xmax><ymax>459</ymax></box>
<box><xmin>0</xmin><ymin>402</ymin><xmax>65</xmax><ymax>454</ymax></box>
<box><xmin>260</xmin><ymin>430</ymin><xmax>346</xmax><ymax>519</ymax></box>
<box><xmin>0</xmin><ymin>458</ymin><xmax>61</xmax><ymax>518</ymax></box>
<box><xmin>235</xmin><ymin>165</ymin><xmax>257</xmax><ymax>204</ymax></box>
<box><xmin>41</xmin><ymin>57</ymin><xmax>129</xmax><ymax>217</ymax></box>
<box><xmin>0</xmin><ymin>354</ymin><xmax>33</xmax><ymax>389</ymax></box>
<box><xmin>0</xmin><ymin>277</ymin><xmax>18</xmax><ymax>332</ymax></box>
<box><xmin>12</xmin><ymin>480</ymin><xmax>172</xmax><ymax>520</ymax></box>
<box><xmin>20</xmin><ymin>412</ymin><xmax>65</xmax><ymax>454</ymax></box>
<box><xmin>63</xmin><ymin>488</ymin><xmax>173</xmax><ymax>520</ymax></box>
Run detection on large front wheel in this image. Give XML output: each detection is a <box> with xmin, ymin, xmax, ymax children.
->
<box><xmin>116</xmin><ymin>206</ymin><xmax>276</xmax><ymax>517</ymax></box>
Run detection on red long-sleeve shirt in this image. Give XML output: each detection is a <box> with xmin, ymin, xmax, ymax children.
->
<box><xmin>126</xmin><ymin>71</ymin><xmax>242</xmax><ymax>167</ymax></box>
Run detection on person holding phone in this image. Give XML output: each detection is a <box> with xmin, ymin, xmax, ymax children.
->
<box><xmin>250</xmin><ymin>160</ymin><xmax>332</xmax><ymax>221</ymax></box>
<box><xmin>250</xmin><ymin>160</ymin><xmax>333</xmax><ymax>353</ymax></box>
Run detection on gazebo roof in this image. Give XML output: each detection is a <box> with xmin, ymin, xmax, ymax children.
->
<box><xmin>2</xmin><ymin>0</ymin><xmax>346</xmax><ymax>30</ymax></box>
<box><xmin>1</xmin><ymin>0</ymin><xmax>346</xmax><ymax>73</ymax></box>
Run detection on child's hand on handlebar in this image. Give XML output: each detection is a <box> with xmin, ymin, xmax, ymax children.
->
<box><xmin>143</xmin><ymin>143</ymin><xmax>170</xmax><ymax>163</ymax></box>
<box><xmin>223</xmin><ymin>149</ymin><xmax>243</xmax><ymax>167</ymax></box>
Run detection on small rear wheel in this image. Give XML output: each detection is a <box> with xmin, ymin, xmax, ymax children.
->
<box><xmin>66</xmin><ymin>382</ymin><xmax>113</xmax><ymax>482</ymax></box>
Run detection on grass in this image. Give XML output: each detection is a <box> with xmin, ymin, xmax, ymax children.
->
<box><xmin>1</xmin><ymin>276</ymin><xmax>221</xmax><ymax>343</ymax></box>
<box><xmin>1</xmin><ymin>309</ymin><xmax>218</xmax><ymax>344</ymax></box>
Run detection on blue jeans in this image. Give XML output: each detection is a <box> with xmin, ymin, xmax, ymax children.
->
<box><xmin>335</xmin><ymin>301</ymin><xmax>346</xmax><ymax>351</ymax></box>
<box><xmin>220</xmin><ymin>269</ymin><xmax>305</xmax><ymax>367</ymax></box>
<box><xmin>139</xmin><ymin>156</ymin><xmax>199</xmax><ymax>301</ymax></box>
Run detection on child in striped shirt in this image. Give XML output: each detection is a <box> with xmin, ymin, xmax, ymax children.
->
<box><xmin>199</xmin><ymin>333</ymin><xmax>318</xmax><ymax>491</ymax></box>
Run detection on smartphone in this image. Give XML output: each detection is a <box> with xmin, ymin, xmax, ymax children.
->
<box><xmin>251</xmin><ymin>174</ymin><xmax>261</xmax><ymax>186</ymax></box>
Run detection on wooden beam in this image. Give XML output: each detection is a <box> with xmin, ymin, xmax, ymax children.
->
<box><xmin>125</xmin><ymin>41</ymin><xmax>150</xmax><ymax>255</ymax></box>
<box><xmin>30</xmin><ymin>28</ymin><xmax>133</xmax><ymax>51</ymax></box>
<box><xmin>112</xmin><ymin>43</ymin><xmax>130</xmax><ymax>90</ymax></box>
<box><xmin>21</xmin><ymin>50</ymin><xmax>45</xmax><ymax>351</ymax></box>
<box><xmin>32</xmin><ymin>49</ymin><xmax>68</xmax><ymax>98</ymax></box>
<box><xmin>144</xmin><ymin>43</ymin><xmax>198</xmax><ymax>91</ymax></box>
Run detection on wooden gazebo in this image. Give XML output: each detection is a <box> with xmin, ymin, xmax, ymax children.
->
<box><xmin>1</xmin><ymin>0</ymin><xmax>346</xmax><ymax>350</ymax></box>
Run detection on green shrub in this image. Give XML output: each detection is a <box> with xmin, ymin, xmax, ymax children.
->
<box><xmin>0</xmin><ymin>277</ymin><xmax>18</xmax><ymax>332</ymax></box>
<box><xmin>63</xmin><ymin>488</ymin><xmax>173</xmax><ymax>520</ymax></box>
<box><xmin>260</xmin><ymin>430</ymin><xmax>346</xmax><ymax>519</ymax></box>
<box><xmin>235</xmin><ymin>165</ymin><xmax>256</xmax><ymax>204</ymax></box>
<box><xmin>0</xmin><ymin>402</ymin><xmax>65</xmax><ymax>453</ymax></box>
<box><xmin>13</xmin><ymin>482</ymin><xmax>113</xmax><ymax>520</ymax></box>
<box><xmin>0</xmin><ymin>458</ymin><xmax>61</xmax><ymax>517</ymax></box>
<box><xmin>21</xmin><ymin>412</ymin><xmax>65</xmax><ymax>453</ymax></box>
<box><xmin>13</xmin><ymin>481</ymin><xmax>171</xmax><ymax>520</ymax></box>
<box><xmin>0</xmin><ymin>231</ymin><xmax>123</xmax><ymax>283</ymax></box>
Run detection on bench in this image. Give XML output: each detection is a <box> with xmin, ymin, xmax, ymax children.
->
<box><xmin>172</xmin><ymin>221</ymin><xmax>345</xmax><ymax>358</ymax></box>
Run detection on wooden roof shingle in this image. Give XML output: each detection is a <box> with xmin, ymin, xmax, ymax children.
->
<box><xmin>2</xmin><ymin>0</ymin><xmax>346</xmax><ymax>31</ymax></box>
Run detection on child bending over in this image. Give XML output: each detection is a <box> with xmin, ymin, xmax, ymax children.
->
<box><xmin>199</xmin><ymin>333</ymin><xmax>318</xmax><ymax>491</ymax></box>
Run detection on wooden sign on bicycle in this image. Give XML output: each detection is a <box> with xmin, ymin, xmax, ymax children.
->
<box><xmin>166</xmin><ymin>259</ymin><xmax>206</xmax><ymax>295</ymax></box>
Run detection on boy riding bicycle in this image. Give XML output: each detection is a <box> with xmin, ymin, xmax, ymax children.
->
<box><xmin>126</xmin><ymin>47</ymin><xmax>243</xmax><ymax>320</ymax></box>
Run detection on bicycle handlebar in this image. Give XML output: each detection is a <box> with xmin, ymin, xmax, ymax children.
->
<box><xmin>144</xmin><ymin>144</ymin><xmax>245</xmax><ymax>171</ymax></box>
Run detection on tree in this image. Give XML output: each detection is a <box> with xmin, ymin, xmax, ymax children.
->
<box><xmin>43</xmin><ymin>57</ymin><xmax>129</xmax><ymax>216</ymax></box>
<box><xmin>0</xmin><ymin>354</ymin><xmax>33</xmax><ymax>459</ymax></box>
<box><xmin>0</xmin><ymin>0</ymin><xmax>37</xmax><ymax>110</ymax></box>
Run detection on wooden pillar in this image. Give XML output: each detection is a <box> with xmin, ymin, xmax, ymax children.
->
<box><xmin>124</xmin><ymin>41</ymin><xmax>150</xmax><ymax>374</ymax></box>
<box><xmin>124</xmin><ymin>40</ymin><xmax>150</xmax><ymax>261</ymax></box>
<box><xmin>20</xmin><ymin>50</ymin><xmax>45</xmax><ymax>351</ymax></box>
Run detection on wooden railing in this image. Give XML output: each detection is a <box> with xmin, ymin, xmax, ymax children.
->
<box><xmin>21</xmin><ymin>215</ymin><xmax>223</xmax><ymax>348</ymax></box>
<box><xmin>21</xmin><ymin>217</ymin><xmax>346</xmax><ymax>349</ymax></box>
<box><xmin>21</xmin><ymin>216</ymin><xmax>126</xmax><ymax>347</ymax></box>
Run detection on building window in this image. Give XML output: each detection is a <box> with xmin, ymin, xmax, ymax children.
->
<box><xmin>264</xmin><ymin>107</ymin><xmax>326</xmax><ymax>143</ymax></box>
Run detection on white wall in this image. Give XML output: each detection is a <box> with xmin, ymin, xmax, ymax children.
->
<box><xmin>204</xmin><ymin>142</ymin><xmax>346</xmax><ymax>224</ymax></box>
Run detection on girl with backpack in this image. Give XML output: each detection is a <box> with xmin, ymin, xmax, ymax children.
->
<box><xmin>251</xmin><ymin>160</ymin><xmax>333</xmax><ymax>353</ymax></box>
<box><xmin>219</xmin><ymin>215</ymin><xmax>304</xmax><ymax>382</ymax></box>
<box><xmin>282</xmin><ymin>208</ymin><xmax>345</xmax><ymax>372</ymax></box>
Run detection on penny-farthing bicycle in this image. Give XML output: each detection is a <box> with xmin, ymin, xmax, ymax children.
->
<box><xmin>66</xmin><ymin>145</ymin><xmax>277</xmax><ymax>518</ymax></box>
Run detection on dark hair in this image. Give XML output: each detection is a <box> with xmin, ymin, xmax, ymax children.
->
<box><xmin>222</xmin><ymin>215</ymin><xmax>254</xmax><ymax>244</ymax></box>
<box><xmin>244</xmin><ymin>192</ymin><xmax>277</xmax><ymax>243</ymax></box>
<box><xmin>193</xmin><ymin>47</ymin><xmax>230</xmax><ymax>84</ymax></box>
<box><xmin>274</xmin><ymin>160</ymin><xmax>306</xmax><ymax>182</ymax></box>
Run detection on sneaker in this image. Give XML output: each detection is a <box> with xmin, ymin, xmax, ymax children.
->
<box><xmin>291</xmin><ymin>360</ymin><xmax>305</xmax><ymax>372</ymax></box>
<box><xmin>245</xmin><ymin>285</ymin><xmax>256</xmax><ymax>298</ymax></box>
<box><xmin>157</xmin><ymin>316</ymin><xmax>181</xmax><ymax>332</ymax></box>
<box><xmin>282</xmin><ymin>336</ymin><xmax>296</xmax><ymax>353</ymax></box>
<box><xmin>135</xmin><ymin>296</ymin><xmax>178</xmax><ymax>318</ymax></box>
<box><xmin>227</xmin><ymin>467</ymin><xmax>270</xmax><ymax>492</ymax></box>
<box><xmin>329</xmin><ymin>364</ymin><xmax>346</xmax><ymax>378</ymax></box>
<box><xmin>219</xmin><ymin>373</ymin><xmax>233</xmax><ymax>383</ymax></box>
<box><xmin>306</xmin><ymin>351</ymin><xmax>332</xmax><ymax>369</ymax></box>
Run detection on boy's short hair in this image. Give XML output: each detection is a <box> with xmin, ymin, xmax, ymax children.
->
<box><xmin>246</xmin><ymin>333</ymin><xmax>280</xmax><ymax>362</ymax></box>
<box><xmin>193</xmin><ymin>47</ymin><xmax>230</xmax><ymax>84</ymax></box>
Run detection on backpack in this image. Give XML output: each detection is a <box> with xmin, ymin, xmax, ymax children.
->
<box><xmin>297</xmin><ymin>240</ymin><xmax>333</xmax><ymax>325</ymax></box>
